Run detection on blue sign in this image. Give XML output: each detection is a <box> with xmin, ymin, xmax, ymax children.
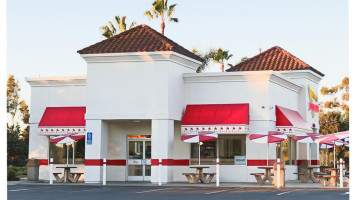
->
<box><xmin>87</xmin><ymin>132</ymin><xmax>92</xmax><ymax>145</ymax></box>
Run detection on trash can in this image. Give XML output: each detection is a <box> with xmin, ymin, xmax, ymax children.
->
<box><xmin>27</xmin><ymin>159</ymin><xmax>40</xmax><ymax>181</ymax></box>
<box><xmin>273</xmin><ymin>161</ymin><xmax>285</xmax><ymax>187</ymax></box>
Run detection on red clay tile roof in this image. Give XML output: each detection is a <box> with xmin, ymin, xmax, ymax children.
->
<box><xmin>226</xmin><ymin>46</ymin><xmax>324</xmax><ymax>76</ymax></box>
<box><xmin>78</xmin><ymin>24</ymin><xmax>203</xmax><ymax>62</ymax></box>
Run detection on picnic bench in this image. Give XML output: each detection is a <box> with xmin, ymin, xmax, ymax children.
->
<box><xmin>54</xmin><ymin>166</ymin><xmax>82</xmax><ymax>183</ymax></box>
<box><xmin>70</xmin><ymin>172</ymin><xmax>84</xmax><ymax>182</ymax></box>
<box><xmin>183</xmin><ymin>166</ymin><xmax>216</xmax><ymax>184</ymax></box>
<box><xmin>250</xmin><ymin>167</ymin><xmax>275</xmax><ymax>185</ymax></box>
<box><xmin>317</xmin><ymin>175</ymin><xmax>338</xmax><ymax>187</ymax></box>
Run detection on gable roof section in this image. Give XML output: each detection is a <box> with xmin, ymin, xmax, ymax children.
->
<box><xmin>77</xmin><ymin>24</ymin><xmax>203</xmax><ymax>62</ymax></box>
<box><xmin>226</xmin><ymin>46</ymin><xmax>324</xmax><ymax>76</ymax></box>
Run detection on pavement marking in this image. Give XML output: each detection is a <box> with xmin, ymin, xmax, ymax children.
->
<box><xmin>8</xmin><ymin>189</ymin><xmax>30</xmax><ymax>192</ymax></box>
<box><xmin>276</xmin><ymin>189</ymin><xmax>301</xmax><ymax>196</ymax></box>
<box><xmin>341</xmin><ymin>192</ymin><xmax>349</xmax><ymax>195</ymax></box>
<box><xmin>8</xmin><ymin>186</ymin><xmax>67</xmax><ymax>192</ymax></box>
<box><xmin>136</xmin><ymin>188</ymin><xmax>173</xmax><ymax>194</ymax></box>
<box><xmin>205</xmin><ymin>188</ymin><xmax>244</xmax><ymax>195</ymax></box>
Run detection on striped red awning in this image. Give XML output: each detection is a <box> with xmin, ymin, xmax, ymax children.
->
<box><xmin>38</xmin><ymin>107</ymin><xmax>86</xmax><ymax>135</ymax></box>
<box><xmin>276</xmin><ymin>106</ymin><xmax>312</xmax><ymax>134</ymax></box>
<box><xmin>181</xmin><ymin>104</ymin><xmax>249</xmax><ymax>134</ymax></box>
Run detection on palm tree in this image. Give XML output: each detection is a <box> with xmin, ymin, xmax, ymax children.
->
<box><xmin>145</xmin><ymin>0</ymin><xmax>178</xmax><ymax>35</ymax></box>
<box><xmin>192</xmin><ymin>48</ymin><xmax>216</xmax><ymax>73</ymax></box>
<box><xmin>101</xmin><ymin>15</ymin><xmax>136</xmax><ymax>38</ymax></box>
<box><xmin>212</xmin><ymin>48</ymin><xmax>233</xmax><ymax>72</ymax></box>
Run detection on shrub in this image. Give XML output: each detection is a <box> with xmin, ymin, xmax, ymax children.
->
<box><xmin>7</xmin><ymin>165</ymin><xmax>27</xmax><ymax>181</ymax></box>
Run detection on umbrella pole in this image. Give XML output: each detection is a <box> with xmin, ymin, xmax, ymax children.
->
<box><xmin>333</xmin><ymin>142</ymin><xmax>336</xmax><ymax>168</ymax></box>
<box><xmin>198</xmin><ymin>143</ymin><xmax>201</xmax><ymax>166</ymax></box>
<box><xmin>309</xmin><ymin>143</ymin><xmax>311</xmax><ymax>166</ymax></box>
<box><xmin>67</xmin><ymin>143</ymin><xmax>69</xmax><ymax>166</ymax></box>
<box><xmin>267</xmin><ymin>143</ymin><xmax>269</xmax><ymax>167</ymax></box>
<box><xmin>73</xmin><ymin>142</ymin><xmax>75</xmax><ymax>165</ymax></box>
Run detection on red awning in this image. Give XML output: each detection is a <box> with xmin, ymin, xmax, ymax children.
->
<box><xmin>276</xmin><ymin>106</ymin><xmax>312</xmax><ymax>133</ymax></box>
<box><xmin>181</xmin><ymin>104</ymin><xmax>249</xmax><ymax>134</ymax></box>
<box><xmin>38</xmin><ymin>107</ymin><xmax>86</xmax><ymax>135</ymax></box>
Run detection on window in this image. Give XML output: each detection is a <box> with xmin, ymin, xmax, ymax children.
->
<box><xmin>219</xmin><ymin>135</ymin><xmax>246</xmax><ymax>165</ymax></box>
<box><xmin>276</xmin><ymin>137</ymin><xmax>296</xmax><ymax>165</ymax></box>
<box><xmin>190</xmin><ymin>135</ymin><xmax>247</xmax><ymax>165</ymax></box>
<box><xmin>49</xmin><ymin>136</ymin><xmax>85</xmax><ymax>164</ymax></box>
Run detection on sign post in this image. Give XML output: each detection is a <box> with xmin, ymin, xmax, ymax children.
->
<box><xmin>103</xmin><ymin>158</ymin><xmax>107</xmax><ymax>185</ymax></box>
<box><xmin>49</xmin><ymin>158</ymin><xmax>53</xmax><ymax>185</ymax></box>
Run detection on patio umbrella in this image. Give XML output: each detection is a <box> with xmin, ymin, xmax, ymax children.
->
<box><xmin>249</xmin><ymin>131</ymin><xmax>287</xmax><ymax>167</ymax></box>
<box><xmin>181</xmin><ymin>131</ymin><xmax>218</xmax><ymax>165</ymax></box>
<box><xmin>319</xmin><ymin>141</ymin><xmax>345</xmax><ymax>166</ymax></box>
<box><xmin>315</xmin><ymin>131</ymin><xmax>349</xmax><ymax>168</ymax></box>
<box><xmin>50</xmin><ymin>133</ymin><xmax>85</xmax><ymax>165</ymax></box>
<box><xmin>293</xmin><ymin>133</ymin><xmax>321</xmax><ymax>166</ymax></box>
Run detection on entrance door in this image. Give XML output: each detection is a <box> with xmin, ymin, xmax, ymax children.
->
<box><xmin>127</xmin><ymin>139</ymin><xmax>151</xmax><ymax>181</ymax></box>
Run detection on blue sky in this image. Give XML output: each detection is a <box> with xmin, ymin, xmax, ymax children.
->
<box><xmin>7</xmin><ymin>0</ymin><xmax>348</xmax><ymax>105</ymax></box>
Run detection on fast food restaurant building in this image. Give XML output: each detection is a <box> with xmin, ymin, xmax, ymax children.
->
<box><xmin>26</xmin><ymin>24</ymin><xmax>324</xmax><ymax>183</ymax></box>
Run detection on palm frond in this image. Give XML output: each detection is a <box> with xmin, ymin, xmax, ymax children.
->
<box><xmin>145</xmin><ymin>11</ymin><xmax>154</xmax><ymax>20</ymax></box>
<box><xmin>129</xmin><ymin>21</ymin><xmax>136</xmax><ymax>29</ymax></box>
<box><xmin>169</xmin><ymin>17</ymin><xmax>178</xmax><ymax>22</ymax></box>
<box><xmin>167</xmin><ymin>4</ymin><xmax>177</xmax><ymax>17</ymax></box>
<box><xmin>119</xmin><ymin>16</ymin><xmax>127</xmax><ymax>32</ymax></box>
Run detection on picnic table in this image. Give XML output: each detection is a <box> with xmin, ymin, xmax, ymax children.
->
<box><xmin>317</xmin><ymin>168</ymin><xmax>340</xmax><ymax>187</ymax></box>
<box><xmin>250</xmin><ymin>167</ymin><xmax>274</xmax><ymax>184</ymax></box>
<box><xmin>182</xmin><ymin>166</ymin><xmax>216</xmax><ymax>184</ymax></box>
<box><xmin>54</xmin><ymin>166</ymin><xmax>83</xmax><ymax>183</ymax></box>
<box><xmin>294</xmin><ymin>166</ymin><xmax>325</xmax><ymax>183</ymax></box>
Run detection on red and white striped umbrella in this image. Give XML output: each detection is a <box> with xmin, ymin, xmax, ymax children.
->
<box><xmin>292</xmin><ymin>133</ymin><xmax>321</xmax><ymax>143</ymax></box>
<box><xmin>319</xmin><ymin>140</ymin><xmax>345</xmax><ymax>149</ymax></box>
<box><xmin>249</xmin><ymin>131</ymin><xmax>287</xmax><ymax>143</ymax></box>
<box><xmin>180</xmin><ymin>132</ymin><xmax>218</xmax><ymax>143</ymax></box>
<box><xmin>314</xmin><ymin>131</ymin><xmax>349</xmax><ymax>144</ymax></box>
<box><xmin>50</xmin><ymin>133</ymin><xmax>85</xmax><ymax>165</ymax></box>
<box><xmin>50</xmin><ymin>133</ymin><xmax>85</xmax><ymax>144</ymax></box>
<box><xmin>293</xmin><ymin>133</ymin><xmax>321</xmax><ymax>166</ymax></box>
<box><xmin>181</xmin><ymin>132</ymin><xmax>217</xmax><ymax>165</ymax></box>
<box><xmin>249</xmin><ymin>131</ymin><xmax>287</xmax><ymax>166</ymax></box>
<box><xmin>314</xmin><ymin>131</ymin><xmax>349</xmax><ymax>168</ymax></box>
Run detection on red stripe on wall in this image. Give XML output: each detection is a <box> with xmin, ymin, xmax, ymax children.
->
<box><xmin>151</xmin><ymin>159</ymin><xmax>190</xmax><ymax>166</ymax></box>
<box><xmin>247</xmin><ymin>160</ymin><xmax>275</xmax><ymax>166</ymax></box>
<box><xmin>85</xmin><ymin>159</ymin><xmax>103</xmax><ymax>166</ymax></box>
<box><xmin>173</xmin><ymin>159</ymin><xmax>190</xmax><ymax>166</ymax></box>
<box><xmin>39</xmin><ymin>159</ymin><xmax>48</xmax><ymax>165</ymax></box>
<box><xmin>107</xmin><ymin>159</ymin><xmax>126</xmax><ymax>166</ymax></box>
<box><xmin>297</xmin><ymin>160</ymin><xmax>320</xmax><ymax>165</ymax></box>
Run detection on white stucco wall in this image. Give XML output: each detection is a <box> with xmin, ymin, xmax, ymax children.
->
<box><xmin>26</xmin><ymin>76</ymin><xmax>87</xmax><ymax>181</ymax></box>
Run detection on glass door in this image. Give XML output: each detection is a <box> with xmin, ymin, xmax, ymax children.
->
<box><xmin>127</xmin><ymin>139</ymin><xmax>151</xmax><ymax>181</ymax></box>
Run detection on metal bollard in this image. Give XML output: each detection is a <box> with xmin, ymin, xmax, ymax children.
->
<box><xmin>339</xmin><ymin>158</ymin><xmax>343</xmax><ymax>188</ymax></box>
<box><xmin>103</xmin><ymin>158</ymin><xmax>107</xmax><ymax>185</ymax></box>
<box><xmin>49</xmin><ymin>158</ymin><xmax>53</xmax><ymax>184</ymax></box>
<box><xmin>216</xmin><ymin>158</ymin><xmax>220</xmax><ymax>187</ymax></box>
<box><xmin>276</xmin><ymin>158</ymin><xmax>281</xmax><ymax>189</ymax></box>
<box><xmin>158</xmin><ymin>158</ymin><xmax>162</xmax><ymax>186</ymax></box>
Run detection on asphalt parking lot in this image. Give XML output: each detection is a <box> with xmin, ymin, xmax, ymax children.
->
<box><xmin>7</xmin><ymin>184</ymin><xmax>349</xmax><ymax>200</ymax></box>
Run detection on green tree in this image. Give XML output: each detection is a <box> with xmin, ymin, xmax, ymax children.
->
<box><xmin>319</xmin><ymin>77</ymin><xmax>349</xmax><ymax>168</ymax></box>
<box><xmin>192</xmin><ymin>48</ymin><xmax>216</xmax><ymax>73</ymax></box>
<box><xmin>211</xmin><ymin>48</ymin><xmax>233</xmax><ymax>72</ymax></box>
<box><xmin>101</xmin><ymin>15</ymin><xmax>136</xmax><ymax>38</ymax></box>
<box><xmin>145</xmin><ymin>0</ymin><xmax>178</xmax><ymax>35</ymax></box>
<box><xmin>7</xmin><ymin>75</ymin><xmax>30</xmax><ymax>166</ymax></box>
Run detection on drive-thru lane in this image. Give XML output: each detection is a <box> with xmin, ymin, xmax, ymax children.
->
<box><xmin>8</xmin><ymin>184</ymin><xmax>349</xmax><ymax>200</ymax></box>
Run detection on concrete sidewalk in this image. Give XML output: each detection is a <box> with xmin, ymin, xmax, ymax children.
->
<box><xmin>10</xmin><ymin>180</ymin><xmax>349</xmax><ymax>189</ymax></box>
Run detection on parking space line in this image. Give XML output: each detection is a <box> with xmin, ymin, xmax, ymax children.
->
<box><xmin>8</xmin><ymin>189</ymin><xmax>30</xmax><ymax>192</ymax></box>
<box><xmin>276</xmin><ymin>189</ymin><xmax>301</xmax><ymax>196</ymax></box>
<box><xmin>8</xmin><ymin>186</ymin><xmax>67</xmax><ymax>192</ymax></box>
<box><xmin>136</xmin><ymin>188</ymin><xmax>173</xmax><ymax>194</ymax></box>
<box><xmin>205</xmin><ymin>189</ymin><xmax>234</xmax><ymax>195</ymax></box>
<box><xmin>71</xmin><ymin>188</ymin><xmax>105</xmax><ymax>193</ymax></box>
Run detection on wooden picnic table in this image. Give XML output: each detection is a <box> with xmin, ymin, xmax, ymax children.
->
<box><xmin>182</xmin><ymin>166</ymin><xmax>215</xmax><ymax>184</ymax></box>
<box><xmin>251</xmin><ymin>167</ymin><xmax>274</xmax><ymax>184</ymax></box>
<box><xmin>317</xmin><ymin>168</ymin><xmax>340</xmax><ymax>187</ymax></box>
<box><xmin>295</xmin><ymin>166</ymin><xmax>324</xmax><ymax>183</ymax></box>
<box><xmin>54</xmin><ymin>166</ymin><xmax>82</xmax><ymax>183</ymax></box>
